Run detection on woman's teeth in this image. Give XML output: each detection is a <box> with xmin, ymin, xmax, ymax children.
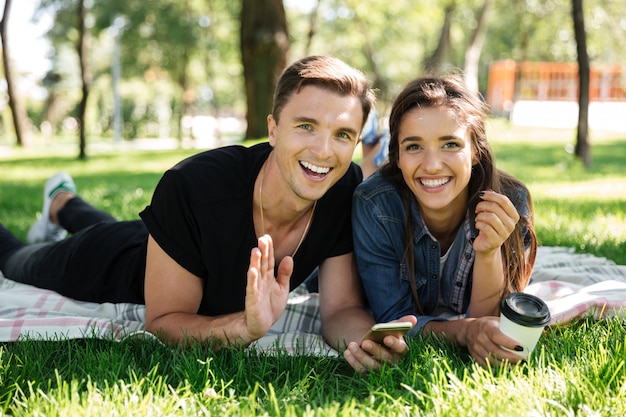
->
<box><xmin>420</xmin><ymin>177</ymin><xmax>450</xmax><ymax>187</ymax></box>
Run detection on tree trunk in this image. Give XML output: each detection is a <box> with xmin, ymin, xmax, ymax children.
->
<box><xmin>464</xmin><ymin>0</ymin><xmax>493</xmax><ymax>94</ymax></box>
<box><xmin>176</xmin><ymin>0</ymin><xmax>192</xmax><ymax>145</ymax></box>
<box><xmin>1</xmin><ymin>0</ymin><xmax>30</xmax><ymax>147</ymax></box>
<box><xmin>77</xmin><ymin>0</ymin><xmax>90</xmax><ymax>159</ymax></box>
<box><xmin>512</xmin><ymin>0</ymin><xmax>531</xmax><ymax>103</ymax></box>
<box><xmin>423</xmin><ymin>3</ymin><xmax>455</xmax><ymax>73</ymax></box>
<box><xmin>304</xmin><ymin>0</ymin><xmax>321</xmax><ymax>56</ymax></box>
<box><xmin>362</xmin><ymin>38</ymin><xmax>389</xmax><ymax>101</ymax></box>
<box><xmin>240</xmin><ymin>0</ymin><xmax>289</xmax><ymax>139</ymax></box>
<box><xmin>572</xmin><ymin>0</ymin><xmax>591</xmax><ymax>167</ymax></box>
<box><xmin>175</xmin><ymin>44</ymin><xmax>190</xmax><ymax>145</ymax></box>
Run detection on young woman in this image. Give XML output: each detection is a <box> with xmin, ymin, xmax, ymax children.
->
<box><xmin>352</xmin><ymin>76</ymin><xmax>537</xmax><ymax>367</ymax></box>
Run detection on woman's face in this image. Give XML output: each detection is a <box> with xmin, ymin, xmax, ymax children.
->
<box><xmin>396</xmin><ymin>106</ymin><xmax>476</xmax><ymax>218</ymax></box>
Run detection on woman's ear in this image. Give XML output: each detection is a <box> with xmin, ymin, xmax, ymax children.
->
<box><xmin>471</xmin><ymin>145</ymin><xmax>480</xmax><ymax>165</ymax></box>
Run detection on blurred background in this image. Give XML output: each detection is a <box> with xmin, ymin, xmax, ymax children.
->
<box><xmin>1</xmin><ymin>0</ymin><xmax>625</xmax><ymax>159</ymax></box>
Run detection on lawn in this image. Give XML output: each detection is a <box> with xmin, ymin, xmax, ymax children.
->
<box><xmin>0</xmin><ymin>122</ymin><xmax>625</xmax><ymax>416</ymax></box>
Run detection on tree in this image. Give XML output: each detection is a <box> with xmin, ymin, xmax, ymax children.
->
<box><xmin>26</xmin><ymin>0</ymin><xmax>625</xmax><ymax>148</ymax></box>
<box><xmin>92</xmin><ymin>0</ymin><xmax>215</xmax><ymax>142</ymax></box>
<box><xmin>76</xmin><ymin>0</ymin><xmax>90</xmax><ymax>159</ymax></box>
<box><xmin>0</xmin><ymin>0</ymin><xmax>30</xmax><ymax>146</ymax></box>
<box><xmin>463</xmin><ymin>0</ymin><xmax>493</xmax><ymax>94</ymax></box>
<box><xmin>572</xmin><ymin>0</ymin><xmax>590</xmax><ymax>167</ymax></box>
<box><xmin>423</xmin><ymin>2</ymin><xmax>455</xmax><ymax>73</ymax></box>
<box><xmin>240</xmin><ymin>0</ymin><xmax>289</xmax><ymax>139</ymax></box>
<box><xmin>37</xmin><ymin>0</ymin><xmax>94</xmax><ymax>158</ymax></box>
<box><xmin>303</xmin><ymin>0</ymin><xmax>321</xmax><ymax>56</ymax></box>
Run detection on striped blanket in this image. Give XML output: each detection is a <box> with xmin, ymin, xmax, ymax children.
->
<box><xmin>1</xmin><ymin>247</ymin><xmax>625</xmax><ymax>354</ymax></box>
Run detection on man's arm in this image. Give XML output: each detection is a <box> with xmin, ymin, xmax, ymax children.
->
<box><xmin>318</xmin><ymin>253</ymin><xmax>415</xmax><ymax>372</ymax></box>
<box><xmin>144</xmin><ymin>234</ymin><xmax>291</xmax><ymax>349</ymax></box>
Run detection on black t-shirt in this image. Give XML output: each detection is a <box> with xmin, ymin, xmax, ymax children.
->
<box><xmin>139</xmin><ymin>142</ymin><xmax>362</xmax><ymax>316</ymax></box>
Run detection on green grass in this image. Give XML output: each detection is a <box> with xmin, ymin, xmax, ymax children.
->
<box><xmin>1</xmin><ymin>124</ymin><xmax>625</xmax><ymax>416</ymax></box>
<box><xmin>1</xmin><ymin>318</ymin><xmax>624</xmax><ymax>416</ymax></box>
<box><xmin>486</xmin><ymin>121</ymin><xmax>626</xmax><ymax>264</ymax></box>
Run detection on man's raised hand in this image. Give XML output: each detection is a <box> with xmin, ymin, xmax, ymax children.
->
<box><xmin>243</xmin><ymin>235</ymin><xmax>293</xmax><ymax>342</ymax></box>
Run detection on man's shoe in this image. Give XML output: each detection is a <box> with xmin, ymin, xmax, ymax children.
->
<box><xmin>27</xmin><ymin>172</ymin><xmax>77</xmax><ymax>243</ymax></box>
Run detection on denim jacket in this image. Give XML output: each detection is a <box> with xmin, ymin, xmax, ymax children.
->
<box><xmin>352</xmin><ymin>171</ymin><xmax>530</xmax><ymax>336</ymax></box>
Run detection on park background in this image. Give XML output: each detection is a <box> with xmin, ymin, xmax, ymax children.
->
<box><xmin>1</xmin><ymin>1</ymin><xmax>625</xmax><ymax>416</ymax></box>
<box><xmin>0</xmin><ymin>0</ymin><xmax>625</xmax><ymax>156</ymax></box>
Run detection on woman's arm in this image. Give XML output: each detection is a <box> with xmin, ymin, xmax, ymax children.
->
<box><xmin>469</xmin><ymin>190</ymin><xmax>521</xmax><ymax>317</ymax></box>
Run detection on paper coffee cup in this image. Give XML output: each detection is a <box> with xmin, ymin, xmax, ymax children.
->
<box><xmin>499</xmin><ymin>293</ymin><xmax>551</xmax><ymax>359</ymax></box>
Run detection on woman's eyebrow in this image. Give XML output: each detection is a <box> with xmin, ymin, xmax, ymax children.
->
<box><xmin>400</xmin><ymin>135</ymin><xmax>463</xmax><ymax>144</ymax></box>
<box><xmin>400</xmin><ymin>136</ymin><xmax>422</xmax><ymax>144</ymax></box>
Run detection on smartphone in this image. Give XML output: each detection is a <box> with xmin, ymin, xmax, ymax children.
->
<box><xmin>361</xmin><ymin>321</ymin><xmax>413</xmax><ymax>344</ymax></box>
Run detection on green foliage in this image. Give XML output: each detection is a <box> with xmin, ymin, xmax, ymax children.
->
<box><xmin>35</xmin><ymin>0</ymin><xmax>242</xmax><ymax>142</ymax></box>
<box><xmin>27</xmin><ymin>0</ymin><xmax>626</xmax><ymax>146</ymax></box>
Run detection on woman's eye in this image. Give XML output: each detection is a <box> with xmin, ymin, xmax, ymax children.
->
<box><xmin>406</xmin><ymin>144</ymin><xmax>421</xmax><ymax>151</ymax></box>
<box><xmin>443</xmin><ymin>142</ymin><xmax>460</xmax><ymax>149</ymax></box>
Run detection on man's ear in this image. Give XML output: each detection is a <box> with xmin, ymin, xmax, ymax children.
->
<box><xmin>267</xmin><ymin>114</ymin><xmax>277</xmax><ymax>145</ymax></box>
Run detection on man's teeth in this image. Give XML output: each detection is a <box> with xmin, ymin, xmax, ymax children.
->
<box><xmin>420</xmin><ymin>178</ymin><xmax>450</xmax><ymax>187</ymax></box>
<box><xmin>301</xmin><ymin>161</ymin><xmax>330</xmax><ymax>174</ymax></box>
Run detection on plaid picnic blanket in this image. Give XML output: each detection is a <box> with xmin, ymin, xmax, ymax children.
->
<box><xmin>526</xmin><ymin>246</ymin><xmax>626</xmax><ymax>324</ymax></box>
<box><xmin>1</xmin><ymin>247</ymin><xmax>625</xmax><ymax>354</ymax></box>
<box><xmin>0</xmin><ymin>277</ymin><xmax>145</xmax><ymax>342</ymax></box>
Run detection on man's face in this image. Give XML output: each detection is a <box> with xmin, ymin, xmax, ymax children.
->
<box><xmin>267</xmin><ymin>85</ymin><xmax>363</xmax><ymax>204</ymax></box>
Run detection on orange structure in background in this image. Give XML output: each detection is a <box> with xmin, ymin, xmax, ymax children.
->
<box><xmin>487</xmin><ymin>60</ymin><xmax>626</xmax><ymax>114</ymax></box>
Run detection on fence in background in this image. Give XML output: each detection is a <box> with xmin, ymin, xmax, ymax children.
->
<box><xmin>487</xmin><ymin>60</ymin><xmax>626</xmax><ymax>114</ymax></box>
<box><xmin>486</xmin><ymin>60</ymin><xmax>626</xmax><ymax>131</ymax></box>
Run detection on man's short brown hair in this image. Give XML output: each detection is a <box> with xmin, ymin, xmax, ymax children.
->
<box><xmin>272</xmin><ymin>55</ymin><xmax>375</xmax><ymax>128</ymax></box>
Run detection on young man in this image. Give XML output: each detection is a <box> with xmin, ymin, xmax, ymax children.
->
<box><xmin>0</xmin><ymin>56</ymin><xmax>415</xmax><ymax>372</ymax></box>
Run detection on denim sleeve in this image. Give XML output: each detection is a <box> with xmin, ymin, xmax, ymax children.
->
<box><xmin>411</xmin><ymin>316</ymin><xmax>449</xmax><ymax>336</ymax></box>
<box><xmin>353</xmin><ymin>185</ymin><xmax>457</xmax><ymax>335</ymax></box>
<box><xmin>352</xmin><ymin>188</ymin><xmax>446</xmax><ymax>336</ymax></box>
<box><xmin>352</xmin><ymin>189</ymin><xmax>411</xmax><ymax>323</ymax></box>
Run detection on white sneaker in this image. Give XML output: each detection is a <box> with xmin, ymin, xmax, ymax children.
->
<box><xmin>27</xmin><ymin>172</ymin><xmax>77</xmax><ymax>243</ymax></box>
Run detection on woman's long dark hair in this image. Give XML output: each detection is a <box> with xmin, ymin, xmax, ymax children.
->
<box><xmin>380</xmin><ymin>76</ymin><xmax>537</xmax><ymax>314</ymax></box>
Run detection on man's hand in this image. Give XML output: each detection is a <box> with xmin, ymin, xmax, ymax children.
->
<box><xmin>243</xmin><ymin>234</ymin><xmax>292</xmax><ymax>342</ymax></box>
<box><xmin>343</xmin><ymin>315</ymin><xmax>417</xmax><ymax>373</ymax></box>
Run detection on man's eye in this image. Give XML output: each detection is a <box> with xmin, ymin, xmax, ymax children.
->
<box><xmin>298</xmin><ymin>124</ymin><xmax>313</xmax><ymax>130</ymax></box>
